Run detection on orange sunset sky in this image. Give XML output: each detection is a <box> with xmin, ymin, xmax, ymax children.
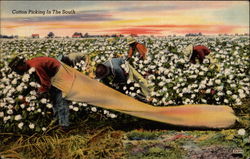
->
<box><xmin>0</xmin><ymin>1</ymin><xmax>249</xmax><ymax>37</ymax></box>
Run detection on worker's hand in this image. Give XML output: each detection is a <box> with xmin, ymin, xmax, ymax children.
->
<box><xmin>126</xmin><ymin>57</ymin><xmax>134</xmax><ymax>64</ymax></box>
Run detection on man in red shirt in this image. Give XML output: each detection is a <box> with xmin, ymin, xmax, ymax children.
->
<box><xmin>9</xmin><ymin>56</ymin><xmax>69</xmax><ymax>128</ymax></box>
<box><xmin>127</xmin><ymin>37</ymin><xmax>148</xmax><ymax>60</ymax></box>
<box><xmin>189</xmin><ymin>45</ymin><xmax>211</xmax><ymax>64</ymax></box>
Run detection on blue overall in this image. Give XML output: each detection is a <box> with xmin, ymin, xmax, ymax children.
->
<box><xmin>103</xmin><ymin>58</ymin><xmax>127</xmax><ymax>84</ymax></box>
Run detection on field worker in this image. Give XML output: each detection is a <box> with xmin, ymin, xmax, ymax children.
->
<box><xmin>95</xmin><ymin>57</ymin><xmax>152</xmax><ymax>98</ymax></box>
<box><xmin>189</xmin><ymin>45</ymin><xmax>211</xmax><ymax>64</ymax></box>
<box><xmin>95</xmin><ymin>57</ymin><xmax>128</xmax><ymax>90</ymax></box>
<box><xmin>8</xmin><ymin>56</ymin><xmax>70</xmax><ymax>129</ymax></box>
<box><xmin>58</xmin><ymin>52</ymin><xmax>87</xmax><ymax>67</ymax></box>
<box><xmin>127</xmin><ymin>37</ymin><xmax>148</xmax><ymax>60</ymax></box>
<box><xmin>183</xmin><ymin>44</ymin><xmax>220</xmax><ymax>71</ymax></box>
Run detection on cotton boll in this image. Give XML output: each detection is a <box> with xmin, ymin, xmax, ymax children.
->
<box><xmin>215</xmin><ymin>79</ymin><xmax>221</xmax><ymax>85</ymax></box>
<box><xmin>104</xmin><ymin>110</ymin><xmax>109</xmax><ymax>115</ymax></box>
<box><xmin>29</xmin><ymin>82</ymin><xmax>37</xmax><ymax>87</ymax></box>
<box><xmin>28</xmin><ymin>67</ymin><xmax>36</xmax><ymax>74</ymax></box>
<box><xmin>37</xmin><ymin>108</ymin><xmax>42</xmax><ymax>113</ymax></box>
<box><xmin>0</xmin><ymin>112</ymin><xmax>4</xmax><ymax>117</ymax></box>
<box><xmin>226</xmin><ymin>91</ymin><xmax>232</xmax><ymax>95</ymax></box>
<box><xmin>73</xmin><ymin>107</ymin><xmax>79</xmax><ymax>112</ymax></box>
<box><xmin>109</xmin><ymin>113</ymin><xmax>117</xmax><ymax>118</ymax></box>
<box><xmin>3</xmin><ymin>116</ymin><xmax>11</xmax><ymax>123</ymax></box>
<box><xmin>91</xmin><ymin>107</ymin><xmax>97</xmax><ymax>112</ymax></box>
<box><xmin>46</xmin><ymin>103</ymin><xmax>53</xmax><ymax>109</ymax></box>
<box><xmin>82</xmin><ymin>103</ymin><xmax>88</xmax><ymax>107</ymax></box>
<box><xmin>7</xmin><ymin>109</ymin><xmax>13</xmax><ymax>115</ymax></box>
<box><xmin>18</xmin><ymin>122</ymin><xmax>24</xmax><ymax>129</ymax></box>
<box><xmin>232</xmin><ymin>95</ymin><xmax>238</xmax><ymax>99</ymax></box>
<box><xmin>14</xmin><ymin>114</ymin><xmax>22</xmax><ymax>121</ymax></box>
<box><xmin>136</xmin><ymin>89</ymin><xmax>141</xmax><ymax>94</ymax></box>
<box><xmin>18</xmin><ymin>95</ymin><xmax>24</xmax><ymax>100</ymax></box>
<box><xmin>40</xmin><ymin>98</ymin><xmax>47</xmax><ymax>104</ymax></box>
<box><xmin>130</xmin><ymin>87</ymin><xmax>135</xmax><ymax>91</ymax></box>
<box><xmin>20</xmin><ymin>104</ymin><xmax>25</xmax><ymax>109</ymax></box>
<box><xmin>11</xmin><ymin>79</ymin><xmax>17</xmax><ymax>85</ymax></box>
<box><xmin>29</xmin><ymin>123</ymin><xmax>35</xmax><ymax>129</ymax></box>
<box><xmin>22</xmin><ymin>74</ymin><xmax>30</xmax><ymax>82</ymax></box>
<box><xmin>223</xmin><ymin>99</ymin><xmax>229</xmax><ymax>103</ymax></box>
<box><xmin>238</xmin><ymin>129</ymin><xmax>246</xmax><ymax>136</ymax></box>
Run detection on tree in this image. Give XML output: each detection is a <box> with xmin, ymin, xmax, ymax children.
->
<box><xmin>47</xmin><ymin>32</ymin><xmax>55</xmax><ymax>38</ymax></box>
<box><xmin>84</xmin><ymin>33</ymin><xmax>89</xmax><ymax>37</ymax></box>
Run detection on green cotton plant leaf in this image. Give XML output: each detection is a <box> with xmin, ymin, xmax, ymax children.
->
<box><xmin>22</xmin><ymin>111</ymin><xmax>27</xmax><ymax>119</ymax></box>
<box><xmin>35</xmin><ymin>127</ymin><xmax>41</xmax><ymax>132</ymax></box>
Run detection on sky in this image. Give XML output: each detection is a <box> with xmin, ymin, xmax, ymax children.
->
<box><xmin>0</xmin><ymin>1</ymin><xmax>249</xmax><ymax>37</ymax></box>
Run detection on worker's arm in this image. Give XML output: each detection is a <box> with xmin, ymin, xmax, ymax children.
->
<box><xmin>197</xmin><ymin>51</ymin><xmax>206</xmax><ymax>64</ymax></box>
<box><xmin>136</xmin><ymin>43</ymin><xmax>148</xmax><ymax>60</ymax></box>
<box><xmin>128</xmin><ymin>47</ymin><xmax>134</xmax><ymax>58</ymax></box>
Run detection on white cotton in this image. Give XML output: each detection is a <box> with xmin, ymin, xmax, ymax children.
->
<box><xmin>73</xmin><ymin>107</ymin><xmax>79</xmax><ymax>112</ymax></box>
<box><xmin>104</xmin><ymin>110</ymin><xmax>109</xmax><ymax>115</ymax></box>
<box><xmin>46</xmin><ymin>103</ymin><xmax>53</xmax><ymax>109</ymax></box>
<box><xmin>29</xmin><ymin>123</ymin><xmax>35</xmax><ymax>129</ymax></box>
<box><xmin>22</xmin><ymin>74</ymin><xmax>30</xmax><ymax>82</ymax></box>
<box><xmin>18</xmin><ymin>122</ymin><xmax>24</xmax><ymax>129</ymax></box>
<box><xmin>40</xmin><ymin>98</ymin><xmax>47</xmax><ymax>104</ymax></box>
<box><xmin>238</xmin><ymin>129</ymin><xmax>246</xmax><ymax>136</ymax></box>
<box><xmin>14</xmin><ymin>114</ymin><xmax>22</xmax><ymax>121</ymax></box>
<box><xmin>109</xmin><ymin>113</ymin><xmax>117</xmax><ymax>118</ymax></box>
<box><xmin>7</xmin><ymin>109</ymin><xmax>13</xmax><ymax>115</ymax></box>
<box><xmin>28</xmin><ymin>67</ymin><xmax>36</xmax><ymax>74</ymax></box>
<box><xmin>91</xmin><ymin>107</ymin><xmax>97</xmax><ymax>112</ymax></box>
<box><xmin>215</xmin><ymin>79</ymin><xmax>221</xmax><ymax>84</ymax></box>
<box><xmin>0</xmin><ymin>112</ymin><xmax>4</xmax><ymax>117</ymax></box>
<box><xmin>29</xmin><ymin>82</ymin><xmax>37</xmax><ymax>87</ymax></box>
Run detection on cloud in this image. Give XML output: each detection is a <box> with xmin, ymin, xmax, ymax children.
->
<box><xmin>104</xmin><ymin>27</ymin><xmax>163</xmax><ymax>35</ymax></box>
<box><xmin>1</xmin><ymin>11</ymin><xmax>119</xmax><ymax>23</ymax></box>
<box><xmin>103</xmin><ymin>24</ymin><xmax>248</xmax><ymax>35</ymax></box>
<box><xmin>113</xmin><ymin>1</ymin><xmax>240</xmax><ymax>13</ymax></box>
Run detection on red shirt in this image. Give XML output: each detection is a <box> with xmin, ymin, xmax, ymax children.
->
<box><xmin>128</xmin><ymin>42</ymin><xmax>148</xmax><ymax>60</ymax></box>
<box><xmin>190</xmin><ymin>45</ymin><xmax>210</xmax><ymax>64</ymax></box>
<box><xmin>26</xmin><ymin>57</ymin><xmax>61</xmax><ymax>93</ymax></box>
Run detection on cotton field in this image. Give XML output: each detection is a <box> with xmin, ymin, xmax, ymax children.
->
<box><xmin>0</xmin><ymin>36</ymin><xmax>249</xmax><ymax>133</ymax></box>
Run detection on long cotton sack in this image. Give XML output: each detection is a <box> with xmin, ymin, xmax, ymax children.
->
<box><xmin>51</xmin><ymin>63</ymin><xmax>237</xmax><ymax>128</ymax></box>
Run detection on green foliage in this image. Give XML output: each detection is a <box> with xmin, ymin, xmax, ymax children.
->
<box><xmin>125</xmin><ymin>140</ymin><xmax>185</xmax><ymax>159</ymax></box>
<box><xmin>127</xmin><ymin>129</ymin><xmax>165</xmax><ymax>140</ymax></box>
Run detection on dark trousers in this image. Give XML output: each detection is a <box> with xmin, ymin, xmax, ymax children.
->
<box><xmin>50</xmin><ymin>86</ymin><xmax>69</xmax><ymax>127</ymax></box>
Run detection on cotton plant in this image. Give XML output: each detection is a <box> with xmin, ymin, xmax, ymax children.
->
<box><xmin>0</xmin><ymin>36</ymin><xmax>249</xmax><ymax>133</ymax></box>
<box><xmin>0</xmin><ymin>64</ymin><xmax>54</xmax><ymax>133</ymax></box>
<box><xmin>0</xmin><ymin>60</ymin><xmax>119</xmax><ymax>133</ymax></box>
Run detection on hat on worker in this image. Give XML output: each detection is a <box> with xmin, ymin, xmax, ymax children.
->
<box><xmin>127</xmin><ymin>36</ymin><xmax>136</xmax><ymax>45</ymax></box>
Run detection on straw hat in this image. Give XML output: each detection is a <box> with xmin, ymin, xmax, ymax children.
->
<box><xmin>127</xmin><ymin>37</ymin><xmax>136</xmax><ymax>45</ymax></box>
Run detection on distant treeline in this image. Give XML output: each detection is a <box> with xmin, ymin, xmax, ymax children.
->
<box><xmin>0</xmin><ymin>35</ymin><xmax>18</xmax><ymax>39</ymax></box>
